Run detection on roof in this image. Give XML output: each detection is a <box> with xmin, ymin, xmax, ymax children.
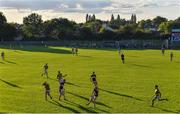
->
<box><xmin>172</xmin><ymin>29</ymin><xmax>180</xmax><ymax>32</ymax></box>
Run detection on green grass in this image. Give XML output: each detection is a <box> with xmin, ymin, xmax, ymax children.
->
<box><xmin>0</xmin><ymin>46</ymin><xmax>180</xmax><ymax>113</ymax></box>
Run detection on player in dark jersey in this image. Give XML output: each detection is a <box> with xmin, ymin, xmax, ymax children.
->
<box><xmin>87</xmin><ymin>86</ymin><xmax>99</xmax><ymax>108</ymax></box>
<box><xmin>1</xmin><ymin>51</ymin><xmax>5</xmax><ymax>61</ymax></box>
<box><xmin>161</xmin><ymin>45</ymin><xmax>165</xmax><ymax>56</ymax></box>
<box><xmin>90</xmin><ymin>72</ymin><xmax>97</xmax><ymax>86</ymax></box>
<box><xmin>75</xmin><ymin>48</ymin><xmax>78</xmax><ymax>56</ymax></box>
<box><xmin>121</xmin><ymin>53</ymin><xmax>125</xmax><ymax>64</ymax></box>
<box><xmin>57</xmin><ymin>71</ymin><xmax>67</xmax><ymax>83</ymax></box>
<box><xmin>170</xmin><ymin>52</ymin><xmax>174</xmax><ymax>62</ymax></box>
<box><xmin>72</xmin><ymin>47</ymin><xmax>75</xmax><ymax>56</ymax></box>
<box><xmin>57</xmin><ymin>71</ymin><xmax>63</xmax><ymax>80</ymax></box>
<box><xmin>162</xmin><ymin>48</ymin><xmax>165</xmax><ymax>55</ymax></box>
<box><xmin>42</xmin><ymin>82</ymin><xmax>52</xmax><ymax>100</ymax></box>
<box><xmin>59</xmin><ymin>78</ymin><xmax>66</xmax><ymax>101</ymax></box>
<box><xmin>41</xmin><ymin>63</ymin><xmax>48</xmax><ymax>78</ymax></box>
<box><xmin>151</xmin><ymin>85</ymin><xmax>168</xmax><ymax>107</ymax></box>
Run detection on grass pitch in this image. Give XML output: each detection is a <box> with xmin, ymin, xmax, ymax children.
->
<box><xmin>0</xmin><ymin>46</ymin><xmax>180</xmax><ymax>113</ymax></box>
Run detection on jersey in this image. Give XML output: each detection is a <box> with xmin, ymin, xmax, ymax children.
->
<box><xmin>121</xmin><ymin>54</ymin><xmax>124</xmax><ymax>59</ymax></box>
<box><xmin>94</xmin><ymin>88</ymin><xmax>99</xmax><ymax>97</ymax></box>
<box><xmin>44</xmin><ymin>65</ymin><xmax>48</xmax><ymax>70</ymax></box>
<box><xmin>57</xmin><ymin>73</ymin><xmax>63</xmax><ymax>80</ymax></box>
<box><xmin>59</xmin><ymin>79</ymin><xmax>65</xmax><ymax>91</ymax></box>
<box><xmin>91</xmin><ymin>74</ymin><xmax>96</xmax><ymax>82</ymax></box>
<box><xmin>170</xmin><ymin>53</ymin><xmax>173</xmax><ymax>57</ymax></box>
<box><xmin>43</xmin><ymin>83</ymin><xmax>50</xmax><ymax>91</ymax></box>
<box><xmin>60</xmin><ymin>79</ymin><xmax>65</xmax><ymax>87</ymax></box>
<box><xmin>155</xmin><ymin>88</ymin><xmax>161</xmax><ymax>96</ymax></box>
<box><xmin>1</xmin><ymin>52</ymin><xmax>4</xmax><ymax>57</ymax></box>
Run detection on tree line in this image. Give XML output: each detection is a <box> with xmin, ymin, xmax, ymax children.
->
<box><xmin>0</xmin><ymin>12</ymin><xmax>180</xmax><ymax>41</ymax></box>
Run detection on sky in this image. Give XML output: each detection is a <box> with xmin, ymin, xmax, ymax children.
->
<box><xmin>0</xmin><ymin>0</ymin><xmax>180</xmax><ymax>23</ymax></box>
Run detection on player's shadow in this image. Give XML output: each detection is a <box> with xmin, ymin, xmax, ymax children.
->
<box><xmin>79</xmin><ymin>55</ymin><xmax>92</xmax><ymax>58</ymax></box>
<box><xmin>63</xmin><ymin>100</ymin><xmax>99</xmax><ymax>113</ymax></box>
<box><xmin>48</xmin><ymin>77</ymin><xmax>80</xmax><ymax>87</ymax></box>
<box><xmin>153</xmin><ymin>107</ymin><xmax>178</xmax><ymax>113</ymax></box>
<box><xmin>99</xmin><ymin>88</ymin><xmax>143</xmax><ymax>101</ymax></box>
<box><xmin>67</xmin><ymin>91</ymin><xmax>111</xmax><ymax>108</ymax></box>
<box><xmin>0</xmin><ymin>78</ymin><xmax>22</xmax><ymax>88</ymax></box>
<box><xmin>66</xmin><ymin>82</ymin><xmax>81</xmax><ymax>87</ymax></box>
<box><xmin>0</xmin><ymin>61</ymin><xmax>5</xmax><ymax>64</ymax></box>
<box><xmin>94</xmin><ymin>107</ymin><xmax>110</xmax><ymax>113</ymax></box>
<box><xmin>48</xmin><ymin>77</ymin><xmax>58</xmax><ymax>82</ymax></box>
<box><xmin>131</xmin><ymin>64</ymin><xmax>153</xmax><ymax>68</ymax></box>
<box><xmin>48</xmin><ymin>100</ymin><xmax>80</xmax><ymax>113</ymax></box>
<box><xmin>4</xmin><ymin>60</ymin><xmax>17</xmax><ymax>64</ymax></box>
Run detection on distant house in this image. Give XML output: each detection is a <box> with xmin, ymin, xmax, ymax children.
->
<box><xmin>171</xmin><ymin>29</ymin><xmax>180</xmax><ymax>41</ymax></box>
<box><xmin>102</xmin><ymin>23</ymin><xmax>114</xmax><ymax>31</ymax></box>
<box><xmin>144</xmin><ymin>24</ymin><xmax>158</xmax><ymax>32</ymax></box>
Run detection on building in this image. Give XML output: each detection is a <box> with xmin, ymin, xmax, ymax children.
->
<box><xmin>171</xmin><ymin>29</ymin><xmax>180</xmax><ymax>41</ymax></box>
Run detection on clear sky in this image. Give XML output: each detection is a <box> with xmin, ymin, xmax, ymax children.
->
<box><xmin>0</xmin><ymin>0</ymin><xmax>180</xmax><ymax>23</ymax></box>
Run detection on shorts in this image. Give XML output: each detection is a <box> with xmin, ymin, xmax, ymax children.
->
<box><xmin>46</xmin><ymin>90</ymin><xmax>50</xmax><ymax>94</ymax></box>
<box><xmin>93</xmin><ymin>81</ymin><xmax>97</xmax><ymax>84</ymax></box>
<box><xmin>45</xmin><ymin>70</ymin><xmax>48</xmax><ymax>73</ymax></box>
<box><xmin>153</xmin><ymin>95</ymin><xmax>161</xmax><ymax>100</ymax></box>
<box><xmin>59</xmin><ymin>88</ymin><xmax>64</xmax><ymax>95</ymax></box>
<box><xmin>92</xmin><ymin>78</ymin><xmax>96</xmax><ymax>82</ymax></box>
<box><xmin>91</xmin><ymin>95</ymin><xmax>97</xmax><ymax>101</ymax></box>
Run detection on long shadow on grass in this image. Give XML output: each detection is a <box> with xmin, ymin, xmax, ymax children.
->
<box><xmin>0</xmin><ymin>46</ymin><xmax>72</xmax><ymax>54</ymax></box>
<box><xmin>67</xmin><ymin>91</ymin><xmax>111</xmax><ymax>108</ymax></box>
<box><xmin>66</xmin><ymin>82</ymin><xmax>81</xmax><ymax>87</ymax></box>
<box><xmin>100</xmin><ymin>88</ymin><xmax>143</xmax><ymax>101</ymax></box>
<box><xmin>4</xmin><ymin>60</ymin><xmax>17</xmax><ymax>64</ymax></box>
<box><xmin>0</xmin><ymin>62</ymin><xmax>5</xmax><ymax>64</ymax></box>
<box><xmin>130</xmin><ymin>64</ymin><xmax>153</xmax><ymax>68</ymax></box>
<box><xmin>79</xmin><ymin>55</ymin><xmax>92</xmax><ymax>58</ymax></box>
<box><xmin>0</xmin><ymin>79</ymin><xmax>22</xmax><ymax>88</ymax></box>
<box><xmin>48</xmin><ymin>100</ymin><xmax>80</xmax><ymax>113</ymax></box>
<box><xmin>63</xmin><ymin>100</ymin><xmax>99</xmax><ymax>113</ymax></box>
<box><xmin>94</xmin><ymin>107</ymin><xmax>110</xmax><ymax>113</ymax></box>
<box><xmin>48</xmin><ymin>77</ymin><xmax>80</xmax><ymax>87</ymax></box>
<box><xmin>153</xmin><ymin>107</ymin><xmax>178</xmax><ymax>113</ymax></box>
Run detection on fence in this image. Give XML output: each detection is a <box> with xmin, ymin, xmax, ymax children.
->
<box><xmin>0</xmin><ymin>40</ymin><xmax>179</xmax><ymax>49</ymax></box>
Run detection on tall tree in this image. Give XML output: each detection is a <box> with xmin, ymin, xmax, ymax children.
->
<box><xmin>0</xmin><ymin>23</ymin><xmax>17</xmax><ymax>41</ymax></box>
<box><xmin>92</xmin><ymin>14</ymin><xmax>96</xmax><ymax>21</ymax></box>
<box><xmin>42</xmin><ymin>18</ymin><xmax>76</xmax><ymax>40</ymax></box>
<box><xmin>153</xmin><ymin>16</ymin><xmax>168</xmax><ymax>26</ymax></box>
<box><xmin>138</xmin><ymin>20</ymin><xmax>146</xmax><ymax>29</ymax></box>
<box><xmin>158</xmin><ymin>21</ymin><xmax>173</xmax><ymax>33</ymax></box>
<box><xmin>134</xmin><ymin>14</ymin><xmax>137</xmax><ymax>24</ymax></box>
<box><xmin>0</xmin><ymin>12</ymin><xmax>7</xmax><ymax>25</ymax></box>
<box><xmin>0</xmin><ymin>12</ymin><xmax>15</xmax><ymax>41</ymax></box>
<box><xmin>86</xmin><ymin>14</ymin><xmax>89</xmax><ymax>22</ymax></box>
<box><xmin>22</xmin><ymin>13</ymin><xmax>43</xmax><ymax>38</ymax></box>
<box><xmin>111</xmin><ymin>14</ymin><xmax>115</xmax><ymax>22</ymax></box>
<box><xmin>117</xmin><ymin>14</ymin><xmax>120</xmax><ymax>22</ymax></box>
<box><xmin>131</xmin><ymin>14</ymin><xmax>134</xmax><ymax>24</ymax></box>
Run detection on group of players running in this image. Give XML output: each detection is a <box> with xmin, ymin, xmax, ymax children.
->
<box><xmin>0</xmin><ymin>47</ymin><xmax>173</xmax><ymax>107</ymax></box>
<box><xmin>41</xmin><ymin>63</ymin><xmax>99</xmax><ymax>108</ymax></box>
<box><xmin>41</xmin><ymin>63</ymin><xmax>168</xmax><ymax>107</ymax></box>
